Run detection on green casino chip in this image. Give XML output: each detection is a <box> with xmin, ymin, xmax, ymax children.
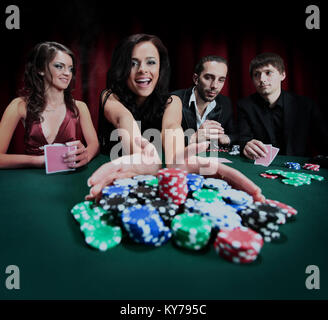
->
<box><xmin>171</xmin><ymin>213</ymin><xmax>211</xmax><ymax>250</ymax></box>
<box><xmin>83</xmin><ymin>221</ymin><xmax>122</xmax><ymax>251</ymax></box>
<box><xmin>309</xmin><ymin>174</ymin><xmax>324</xmax><ymax>181</ymax></box>
<box><xmin>266</xmin><ymin>170</ymin><xmax>284</xmax><ymax>175</ymax></box>
<box><xmin>70</xmin><ymin>201</ymin><xmax>107</xmax><ymax>224</ymax></box>
<box><xmin>146</xmin><ymin>177</ymin><xmax>159</xmax><ymax>187</ymax></box>
<box><xmin>282</xmin><ymin>179</ymin><xmax>304</xmax><ymax>186</ymax></box>
<box><xmin>192</xmin><ymin>189</ymin><xmax>222</xmax><ymax>203</ymax></box>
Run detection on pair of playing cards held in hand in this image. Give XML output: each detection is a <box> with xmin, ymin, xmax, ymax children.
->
<box><xmin>254</xmin><ymin>144</ymin><xmax>279</xmax><ymax>167</ymax></box>
<box><xmin>44</xmin><ymin>143</ymin><xmax>76</xmax><ymax>174</ymax></box>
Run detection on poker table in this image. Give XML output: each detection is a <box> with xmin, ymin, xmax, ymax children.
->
<box><xmin>1</xmin><ymin>153</ymin><xmax>327</xmax><ymax>300</ymax></box>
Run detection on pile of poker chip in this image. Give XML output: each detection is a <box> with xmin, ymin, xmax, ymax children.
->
<box><xmin>171</xmin><ymin>213</ymin><xmax>212</xmax><ymax>250</ymax></box>
<box><xmin>303</xmin><ymin>163</ymin><xmax>320</xmax><ymax>171</ymax></box>
<box><xmin>121</xmin><ymin>204</ymin><xmax>172</xmax><ymax>247</ymax></box>
<box><xmin>284</xmin><ymin>162</ymin><xmax>301</xmax><ymax>170</ymax></box>
<box><xmin>214</xmin><ymin>227</ymin><xmax>263</xmax><ymax>263</ymax></box>
<box><xmin>228</xmin><ymin>144</ymin><xmax>240</xmax><ymax>156</ymax></box>
<box><xmin>207</xmin><ymin>144</ymin><xmax>240</xmax><ymax>155</ymax></box>
<box><xmin>70</xmin><ymin>169</ymin><xmax>298</xmax><ymax>264</ymax></box>
<box><xmin>240</xmin><ymin>202</ymin><xmax>285</xmax><ymax>242</ymax></box>
<box><xmin>261</xmin><ymin>169</ymin><xmax>324</xmax><ymax>186</ymax></box>
<box><xmin>284</xmin><ymin>162</ymin><xmax>320</xmax><ymax>172</ymax></box>
<box><xmin>71</xmin><ymin>201</ymin><xmax>122</xmax><ymax>251</ymax></box>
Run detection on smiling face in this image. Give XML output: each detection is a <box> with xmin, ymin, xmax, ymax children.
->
<box><xmin>44</xmin><ymin>50</ymin><xmax>74</xmax><ymax>91</ymax></box>
<box><xmin>126</xmin><ymin>41</ymin><xmax>160</xmax><ymax>106</ymax></box>
<box><xmin>252</xmin><ymin>64</ymin><xmax>286</xmax><ymax>97</ymax></box>
<box><xmin>193</xmin><ymin>61</ymin><xmax>227</xmax><ymax>103</ymax></box>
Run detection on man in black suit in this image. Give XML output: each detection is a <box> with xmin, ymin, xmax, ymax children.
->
<box><xmin>237</xmin><ymin>52</ymin><xmax>328</xmax><ymax>159</ymax></box>
<box><xmin>172</xmin><ymin>55</ymin><xmax>238</xmax><ymax>147</ymax></box>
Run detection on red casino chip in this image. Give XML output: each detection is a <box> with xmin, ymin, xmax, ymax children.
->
<box><xmin>215</xmin><ymin>247</ymin><xmax>258</xmax><ymax>264</ymax></box>
<box><xmin>215</xmin><ymin>226</ymin><xmax>264</xmax><ymax>252</ymax></box>
<box><xmin>214</xmin><ymin>227</ymin><xmax>263</xmax><ymax>264</ymax></box>
<box><xmin>260</xmin><ymin>173</ymin><xmax>278</xmax><ymax>179</ymax></box>
<box><xmin>303</xmin><ymin>163</ymin><xmax>320</xmax><ymax>171</ymax></box>
<box><xmin>157</xmin><ymin>168</ymin><xmax>188</xmax><ymax>205</ymax></box>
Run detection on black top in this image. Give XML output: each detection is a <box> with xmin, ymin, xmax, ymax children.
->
<box><xmin>253</xmin><ymin>93</ymin><xmax>286</xmax><ymax>154</ymax></box>
<box><xmin>171</xmin><ymin>88</ymin><xmax>238</xmax><ymax>145</ymax></box>
<box><xmin>237</xmin><ymin>90</ymin><xmax>328</xmax><ymax>156</ymax></box>
<box><xmin>98</xmin><ymin>90</ymin><xmax>163</xmax><ymax>155</ymax></box>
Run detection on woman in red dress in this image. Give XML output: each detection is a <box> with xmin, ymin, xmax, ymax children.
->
<box><xmin>0</xmin><ymin>41</ymin><xmax>99</xmax><ymax>169</ymax></box>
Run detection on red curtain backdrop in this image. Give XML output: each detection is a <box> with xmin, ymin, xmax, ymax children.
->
<box><xmin>0</xmin><ymin>2</ymin><xmax>325</xmax><ymax>153</ymax></box>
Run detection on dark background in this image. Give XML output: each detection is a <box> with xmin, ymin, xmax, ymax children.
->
<box><xmin>0</xmin><ymin>1</ymin><xmax>326</xmax><ymax>152</ymax></box>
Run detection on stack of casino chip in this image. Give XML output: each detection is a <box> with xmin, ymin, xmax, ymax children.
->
<box><xmin>133</xmin><ymin>175</ymin><xmax>157</xmax><ymax>183</ymax></box>
<box><xmin>99</xmin><ymin>195</ymin><xmax>138</xmax><ymax>225</ymax></box>
<box><xmin>260</xmin><ymin>173</ymin><xmax>279</xmax><ymax>179</ymax></box>
<box><xmin>220</xmin><ymin>189</ymin><xmax>253</xmax><ymax>212</ymax></box>
<box><xmin>81</xmin><ymin>220</ymin><xmax>122</xmax><ymax>251</ymax></box>
<box><xmin>133</xmin><ymin>175</ymin><xmax>159</xmax><ymax>187</ymax></box>
<box><xmin>71</xmin><ymin>171</ymin><xmax>303</xmax><ymax>255</ymax></box>
<box><xmin>144</xmin><ymin>197</ymin><xmax>179</xmax><ymax>226</ymax></box>
<box><xmin>303</xmin><ymin>163</ymin><xmax>320</xmax><ymax>171</ymax></box>
<box><xmin>239</xmin><ymin>202</ymin><xmax>285</xmax><ymax>242</ymax></box>
<box><xmin>280</xmin><ymin>172</ymin><xmax>313</xmax><ymax>186</ymax></box>
<box><xmin>214</xmin><ymin>226</ymin><xmax>263</xmax><ymax>263</ymax></box>
<box><xmin>157</xmin><ymin>168</ymin><xmax>188</xmax><ymax>205</ymax></box>
<box><xmin>228</xmin><ymin>144</ymin><xmax>240</xmax><ymax>156</ymax></box>
<box><xmin>171</xmin><ymin>213</ymin><xmax>212</xmax><ymax>250</ymax></box>
<box><xmin>203</xmin><ymin>178</ymin><xmax>231</xmax><ymax>191</ymax></box>
<box><xmin>102</xmin><ymin>185</ymin><xmax>130</xmax><ymax>198</ymax></box>
<box><xmin>121</xmin><ymin>204</ymin><xmax>171</xmax><ymax>247</ymax></box>
<box><xmin>129</xmin><ymin>184</ymin><xmax>158</xmax><ymax>202</ymax></box>
<box><xmin>71</xmin><ymin>201</ymin><xmax>106</xmax><ymax>224</ymax></box>
<box><xmin>113</xmin><ymin>178</ymin><xmax>138</xmax><ymax>187</ymax></box>
<box><xmin>70</xmin><ymin>201</ymin><xmax>122</xmax><ymax>251</ymax></box>
<box><xmin>186</xmin><ymin>173</ymin><xmax>204</xmax><ymax>192</ymax></box>
<box><xmin>192</xmin><ymin>188</ymin><xmax>223</xmax><ymax>203</ymax></box>
<box><xmin>265</xmin><ymin>169</ymin><xmax>324</xmax><ymax>186</ymax></box>
<box><xmin>284</xmin><ymin>162</ymin><xmax>301</xmax><ymax>170</ymax></box>
<box><xmin>184</xmin><ymin>199</ymin><xmax>242</xmax><ymax>230</ymax></box>
<box><xmin>265</xmin><ymin>199</ymin><xmax>298</xmax><ymax>219</ymax></box>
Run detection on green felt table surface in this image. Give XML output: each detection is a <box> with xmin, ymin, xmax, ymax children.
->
<box><xmin>0</xmin><ymin>153</ymin><xmax>327</xmax><ymax>300</ymax></box>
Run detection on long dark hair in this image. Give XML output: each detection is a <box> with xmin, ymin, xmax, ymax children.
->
<box><xmin>21</xmin><ymin>41</ymin><xmax>78</xmax><ymax>132</ymax></box>
<box><xmin>106</xmin><ymin>33</ymin><xmax>171</xmax><ymax>122</ymax></box>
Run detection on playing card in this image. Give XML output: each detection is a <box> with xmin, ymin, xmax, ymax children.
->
<box><xmin>270</xmin><ymin>146</ymin><xmax>280</xmax><ymax>162</ymax></box>
<box><xmin>44</xmin><ymin>144</ymin><xmax>76</xmax><ymax>174</ymax></box>
<box><xmin>254</xmin><ymin>144</ymin><xmax>272</xmax><ymax>166</ymax></box>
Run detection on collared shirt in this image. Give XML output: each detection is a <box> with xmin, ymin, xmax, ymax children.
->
<box><xmin>189</xmin><ymin>87</ymin><xmax>216</xmax><ymax>129</ymax></box>
<box><xmin>257</xmin><ymin>91</ymin><xmax>286</xmax><ymax>154</ymax></box>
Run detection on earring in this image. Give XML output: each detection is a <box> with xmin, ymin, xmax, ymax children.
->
<box><xmin>39</xmin><ymin>72</ymin><xmax>44</xmax><ymax>76</ymax></box>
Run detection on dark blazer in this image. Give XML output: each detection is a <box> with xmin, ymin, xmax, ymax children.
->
<box><xmin>237</xmin><ymin>90</ymin><xmax>328</xmax><ymax>156</ymax></box>
<box><xmin>171</xmin><ymin>88</ymin><xmax>238</xmax><ymax>145</ymax></box>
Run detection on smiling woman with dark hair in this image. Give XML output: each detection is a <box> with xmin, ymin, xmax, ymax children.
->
<box><xmin>87</xmin><ymin>34</ymin><xmax>264</xmax><ymax>203</ymax></box>
<box><xmin>98</xmin><ymin>33</ymin><xmax>173</xmax><ymax>155</ymax></box>
<box><xmin>0</xmin><ymin>41</ymin><xmax>99</xmax><ymax>169</ymax></box>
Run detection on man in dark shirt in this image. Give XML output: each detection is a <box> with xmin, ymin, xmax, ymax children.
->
<box><xmin>237</xmin><ymin>52</ymin><xmax>328</xmax><ymax>159</ymax></box>
<box><xmin>172</xmin><ymin>55</ymin><xmax>238</xmax><ymax>147</ymax></box>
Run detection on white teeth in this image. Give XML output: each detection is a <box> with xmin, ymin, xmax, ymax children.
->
<box><xmin>136</xmin><ymin>78</ymin><xmax>151</xmax><ymax>83</ymax></box>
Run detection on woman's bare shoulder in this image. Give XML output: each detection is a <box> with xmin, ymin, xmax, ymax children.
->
<box><xmin>8</xmin><ymin>97</ymin><xmax>27</xmax><ymax>118</ymax></box>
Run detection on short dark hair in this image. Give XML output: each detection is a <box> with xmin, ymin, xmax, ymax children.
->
<box><xmin>194</xmin><ymin>55</ymin><xmax>228</xmax><ymax>76</ymax></box>
<box><xmin>249</xmin><ymin>52</ymin><xmax>285</xmax><ymax>77</ymax></box>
